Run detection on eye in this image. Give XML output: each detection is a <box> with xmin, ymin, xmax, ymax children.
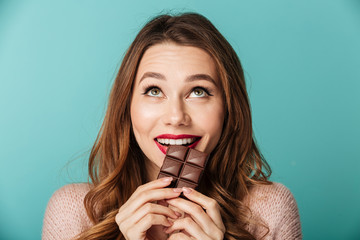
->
<box><xmin>143</xmin><ymin>86</ymin><xmax>163</xmax><ymax>97</ymax></box>
<box><xmin>189</xmin><ymin>87</ymin><xmax>212</xmax><ymax>98</ymax></box>
<box><xmin>149</xmin><ymin>88</ymin><xmax>161</xmax><ymax>96</ymax></box>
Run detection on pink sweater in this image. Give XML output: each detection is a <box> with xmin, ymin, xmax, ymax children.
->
<box><xmin>42</xmin><ymin>182</ymin><xmax>302</xmax><ymax>239</ymax></box>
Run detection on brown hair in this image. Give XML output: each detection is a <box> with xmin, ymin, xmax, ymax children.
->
<box><xmin>77</xmin><ymin>12</ymin><xmax>271</xmax><ymax>240</ymax></box>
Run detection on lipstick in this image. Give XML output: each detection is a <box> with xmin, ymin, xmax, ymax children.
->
<box><xmin>154</xmin><ymin>134</ymin><xmax>201</xmax><ymax>154</ymax></box>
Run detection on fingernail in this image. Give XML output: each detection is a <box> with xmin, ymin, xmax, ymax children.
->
<box><xmin>172</xmin><ymin>188</ymin><xmax>182</xmax><ymax>193</ymax></box>
<box><xmin>175</xmin><ymin>211</ymin><xmax>182</xmax><ymax>217</ymax></box>
<box><xmin>161</xmin><ymin>177</ymin><xmax>173</xmax><ymax>182</ymax></box>
<box><xmin>182</xmin><ymin>187</ymin><xmax>192</xmax><ymax>194</ymax></box>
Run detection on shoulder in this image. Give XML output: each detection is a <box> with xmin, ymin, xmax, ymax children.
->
<box><xmin>45</xmin><ymin>183</ymin><xmax>91</xmax><ymax>219</ymax></box>
<box><xmin>51</xmin><ymin>183</ymin><xmax>91</xmax><ymax>203</ymax></box>
<box><xmin>42</xmin><ymin>183</ymin><xmax>93</xmax><ymax>240</ymax></box>
<box><xmin>247</xmin><ymin>182</ymin><xmax>296</xmax><ymax>208</ymax></box>
<box><xmin>245</xmin><ymin>182</ymin><xmax>302</xmax><ymax>239</ymax></box>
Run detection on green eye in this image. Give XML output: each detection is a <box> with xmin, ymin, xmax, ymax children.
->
<box><xmin>150</xmin><ymin>88</ymin><xmax>160</xmax><ymax>96</ymax></box>
<box><xmin>193</xmin><ymin>88</ymin><xmax>204</xmax><ymax>96</ymax></box>
<box><xmin>189</xmin><ymin>87</ymin><xmax>208</xmax><ymax>97</ymax></box>
<box><xmin>144</xmin><ymin>86</ymin><xmax>163</xmax><ymax>97</ymax></box>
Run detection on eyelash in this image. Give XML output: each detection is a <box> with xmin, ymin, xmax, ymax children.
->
<box><xmin>142</xmin><ymin>85</ymin><xmax>213</xmax><ymax>97</ymax></box>
<box><xmin>142</xmin><ymin>85</ymin><xmax>161</xmax><ymax>95</ymax></box>
<box><xmin>191</xmin><ymin>86</ymin><xmax>213</xmax><ymax>96</ymax></box>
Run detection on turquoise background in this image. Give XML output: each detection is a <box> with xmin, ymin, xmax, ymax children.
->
<box><xmin>0</xmin><ymin>0</ymin><xmax>359</xmax><ymax>239</ymax></box>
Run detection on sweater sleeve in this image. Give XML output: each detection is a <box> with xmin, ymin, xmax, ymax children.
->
<box><xmin>42</xmin><ymin>183</ymin><xmax>93</xmax><ymax>240</ymax></box>
<box><xmin>246</xmin><ymin>183</ymin><xmax>302</xmax><ymax>240</ymax></box>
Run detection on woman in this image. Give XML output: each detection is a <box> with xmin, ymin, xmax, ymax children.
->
<box><xmin>43</xmin><ymin>13</ymin><xmax>302</xmax><ymax>240</ymax></box>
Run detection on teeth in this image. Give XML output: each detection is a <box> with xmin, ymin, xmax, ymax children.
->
<box><xmin>157</xmin><ymin>138</ymin><xmax>197</xmax><ymax>146</ymax></box>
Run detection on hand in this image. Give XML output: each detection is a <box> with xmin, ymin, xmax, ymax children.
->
<box><xmin>165</xmin><ymin>187</ymin><xmax>226</xmax><ymax>240</ymax></box>
<box><xmin>115</xmin><ymin>177</ymin><xmax>183</xmax><ymax>240</ymax></box>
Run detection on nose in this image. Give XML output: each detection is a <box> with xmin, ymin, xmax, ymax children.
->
<box><xmin>162</xmin><ymin>98</ymin><xmax>191</xmax><ymax>127</ymax></box>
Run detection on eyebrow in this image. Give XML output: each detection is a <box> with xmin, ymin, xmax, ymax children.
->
<box><xmin>139</xmin><ymin>72</ymin><xmax>217</xmax><ymax>85</ymax></box>
<box><xmin>139</xmin><ymin>72</ymin><xmax>166</xmax><ymax>82</ymax></box>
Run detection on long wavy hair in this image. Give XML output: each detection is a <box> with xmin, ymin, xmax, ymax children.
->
<box><xmin>77</xmin><ymin>12</ymin><xmax>271</xmax><ymax>240</ymax></box>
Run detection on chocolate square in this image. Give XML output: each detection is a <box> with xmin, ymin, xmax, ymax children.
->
<box><xmin>157</xmin><ymin>145</ymin><xmax>209</xmax><ymax>190</ymax></box>
<box><xmin>186</xmin><ymin>148</ymin><xmax>208</xmax><ymax>167</ymax></box>
<box><xmin>160</xmin><ymin>157</ymin><xmax>183</xmax><ymax>176</ymax></box>
<box><xmin>177</xmin><ymin>179</ymin><xmax>198</xmax><ymax>189</ymax></box>
<box><xmin>180</xmin><ymin>165</ymin><xmax>202</xmax><ymax>183</ymax></box>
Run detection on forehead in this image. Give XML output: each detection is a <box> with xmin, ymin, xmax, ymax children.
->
<box><xmin>136</xmin><ymin>43</ymin><xmax>218</xmax><ymax>80</ymax></box>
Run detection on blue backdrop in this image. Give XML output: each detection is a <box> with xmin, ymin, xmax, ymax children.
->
<box><xmin>0</xmin><ymin>0</ymin><xmax>359</xmax><ymax>239</ymax></box>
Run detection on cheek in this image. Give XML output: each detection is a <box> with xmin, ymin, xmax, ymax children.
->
<box><xmin>194</xmin><ymin>102</ymin><xmax>224</xmax><ymax>144</ymax></box>
<box><xmin>207</xmin><ymin>111</ymin><xmax>224</xmax><ymax>139</ymax></box>
<box><xmin>130</xmin><ymin>100</ymin><xmax>160</xmax><ymax>138</ymax></box>
<box><xmin>204</xmin><ymin>101</ymin><xmax>224</xmax><ymax>130</ymax></box>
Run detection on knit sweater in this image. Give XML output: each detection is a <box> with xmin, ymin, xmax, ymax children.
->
<box><xmin>42</xmin><ymin>182</ymin><xmax>302</xmax><ymax>240</ymax></box>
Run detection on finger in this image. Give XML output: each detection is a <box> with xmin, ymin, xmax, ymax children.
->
<box><xmin>118</xmin><ymin>187</ymin><xmax>182</xmax><ymax>222</ymax></box>
<box><xmin>119</xmin><ymin>177</ymin><xmax>176</xmax><ymax>215</ymax></box>
<box><xmin>130</xmin><ymin>177</ymin><xmax>175</xmax><ymax>200</ymax></box>
<box><xmin>122</xmin><ymin>202</ymin><xmax>181</xmax><ymax>228</ymax></box>
<box><xmin>165</xmin><ymin>216</ymin><xmax>212</xmax><ymax>240</ymax></box>
<box><xmin>181</xmin><ymin>229</ymin><xmax>192</xmax><ymax>237</ymax></box>
<box><xmin>125</xmin><ymin>214</ymin><xmax>173</xmax><ymax>238</ymax></box>
<box><xmin>168</xmin><ymin>232</ymin><xmax>193</xmax><ymax>240</ymax></box>
<box><xmin>182</xmin><ymin>187</ymin><xmax>225</xmax><ymax>232</ymax></box>
<box><xmin>166</xmin><ymin>197</ymin><xmax>219</xmax><ymax>236</ymax></box>
<box><xmin>137</xmin><ymin>213</ymin><xmax>173</xmax><ymax>231</ymax></box>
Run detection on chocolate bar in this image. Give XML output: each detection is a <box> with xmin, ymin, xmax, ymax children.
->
<box><xmin>157</xmin><ymin>145</ymin><xmax>209</xmax><ymax>190</ymax></box>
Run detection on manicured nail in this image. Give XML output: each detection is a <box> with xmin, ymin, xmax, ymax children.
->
<box><xmin>182</xmin><ymin>187</ymin><xmax>192</xmax><ymax>194</ymax></box>
<box><xmin>174</xmin><ymin>211</ymin><xmax>182</xmax><ymax>217</ymax></box>
<box><xmin>161</xmin><ymin>177</ymin><xmax>173</xmax><ymax>182</ymax></box>
<box><xmin>172</xmin><ymin>188</ymin><xmax>182</xmax><ymax>193</ymax></box>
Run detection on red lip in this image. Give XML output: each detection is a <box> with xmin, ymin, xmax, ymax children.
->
<box><xmin>155</xmin><ymin>134</ymin><xmax>201</xmax><ymax>139</ymax></box>
<box><xmin>154</xmin><ymin>134</ymin><xmax>201</xmax><ymax>154</ymax></box>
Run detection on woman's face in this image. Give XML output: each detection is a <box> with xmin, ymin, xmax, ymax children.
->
<box><xmin>130</xmin><ymin>43</ymin><xmax>225</xmax><ymax>168</ymax></box>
